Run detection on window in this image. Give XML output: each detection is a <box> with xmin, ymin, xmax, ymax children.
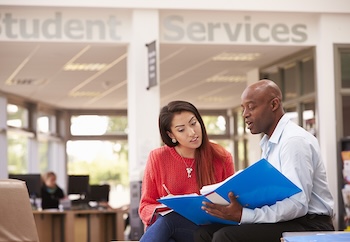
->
<box><xmin>68</xmin><ymin>112</ymin><xmax>129</xmax><ymax>208</ymax></box>
<box><xmin>70</xmin><ymin>115</ymin><xmax>128</xmax><ymax>136</ymax></box>
<box><xmin>7</xmin><ymin>103</ymin><xmax>32</xmax><ymax>173</ymax></box>
<box><xmin>301</xmin><ymin>57</ymin><xmax>315</xmax><ymax>95</ymax></box>
<box><xmin>7</xmin><ymin>131</ymin><xmax>30</xmax><ymax>173</ymax></box>
<box><xmin>302</xmin><ymin>102</ymin><xmax>316</xmax><ymax>136</ymax></box>
<box><xmin>339</xmin><ymin>49</ymin><xmax>350</xmax><ymax>137</ymax></box>
<box><xmin>67</xmin><ymin>139</ymin><xmax>129</xmax><ymax>208</ymax></box>
<box><xmin>38</xmin><ymin>140</ymin><xmax>49</xmax><ymax>172</ymax></box>
<box><xmin>343</xmin><ymin>96</ymin><xmax>350</xmax><ymax>136</ymax></box>
<box><xmin>341</xmin><ymin>52</ymin><xmax>350</xmax><ymax>88</ymax></box>
<box><xmin>232</xmin><ymin>109</ymin><xmax>248</xmax><ymax>170</ymax></box>
<box><xmin>202</xmin><ymin>114</ymin><xmax>227</xmax><ymax>135</ymax></box>
<box><xmin>201</xmin><ymin>110</ymin><xmax>230</xmax><ymax>137</ymax></box>
<box><xmin>37</xmin><ymin>112</ymin><xmax>57</xmax><ymax>134</ymax></box>
<box><xmin>7</xmin><ymin>104</ymin><xmax>29</xmax><ymax>129</ymax></box>
<box><xmin>261</xmin><ymin>49</ymin><xmax>316</xmax><ymax>134</ymax></box>
<box><xmin>236</xmin><ymin>111</ymin><xmax>245</xmax><ymax>136</ymax></box>
<box><xmin>343</xmin><ymin>96</ymin><xmax>350</xmax><ymax>137</ymax></box>
<box><xmin>201</xmin><ymin>111</ymin><xmax>233</xmax><ymax>155</ymax></box>
<box><xmin>236</xmin><ymin>139</ymin><xmax>247</xmax><ymax>171</ymax></box>
<box><xmin>283</xmin><ymin>64</ymin><xmax>298</xmax><ymax>101</ymax></box>
<box><xmin>263</xmin><ymin>67</ymin><xmax>282</xmax><ymax>90</ymax></box>
<box><xmin>285</xmin><ymin>106</ymin><xmax>298</xmax><ymax>125</ymax></box>
<box><xmin>36</xmin><ymin>109</ymin><xmax>62</xmax><ymax>174</ymax></box>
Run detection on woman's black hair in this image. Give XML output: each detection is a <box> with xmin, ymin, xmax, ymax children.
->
<box><xmin>158</xmin><ymin>100</ymin><xmax>208</xmax><ymax>147</ymax></box>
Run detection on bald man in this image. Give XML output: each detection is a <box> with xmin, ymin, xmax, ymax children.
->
<box><xmin>194</xmin><ymin>79</ymin><xmax>334</xmax><ymax>242</ymax></box>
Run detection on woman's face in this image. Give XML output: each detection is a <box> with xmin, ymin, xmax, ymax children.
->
<box><xmin>45</xmin><ymin>175</ymin><xmax>57</xmax><ymax>188</ymax></box>
<box><xmin>168</xmin><ymin>111</ymin><xmax>202</xmax><ymax>151</ymax></box>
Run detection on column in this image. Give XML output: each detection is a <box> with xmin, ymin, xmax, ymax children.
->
<box><xmin>57</xmin><ymin>110</ymin><xmax>69</xmax><ymax>190</ymax></box>
<box><xmin>315</xmin><ymin>16</ymin><xmax>339</xmax><ymax>229</ymax></box>
<box><xmin>28</xmin><ymin>103</ymin><xmax>39</xmax><ymax>173</ymax></box>
<box><xmin>127</xmin><ymin>9</ymin><xmax>160</xmax><ymax>240</ymax></box>
<box><xmin>0</xmin><ymin>95</ymin><xmax>8</xmax><ymax>178</ymax></box>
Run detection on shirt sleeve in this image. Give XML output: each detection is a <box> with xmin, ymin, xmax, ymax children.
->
<box><xmin>240</xmin><ymin>136</ymin><xmax>312</xmax><ymax>223</ymax></box>
<box><xmin>57</xmin><ymin>186</ymin><xmax>65</xmax><ymax>199</ymax></box>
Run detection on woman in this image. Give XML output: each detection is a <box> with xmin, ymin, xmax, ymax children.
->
<box><xmin>41</xmin><ymin>171</ymin><xmax>65</xmax><ymax>210</ymax></box>
<box><xmin>139</xmin><ymin>100</ymin><xmax>235</xmax><ymax>242</ymax></box>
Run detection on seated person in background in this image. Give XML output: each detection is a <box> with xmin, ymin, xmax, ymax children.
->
<box><xmin>41</xmin><ymin>171</ymin><xmax>64</xmax><ymax>210</ymax></box>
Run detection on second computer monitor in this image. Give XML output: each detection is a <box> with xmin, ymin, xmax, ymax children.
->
<box><xmin>89</xmin><ymin>184</ymin><xmax>110</xmax><ymax>202</ymax></box>
<box><xmin>68</xmin><ymin>175</ymin><xmax>90</xmax><ymax>199</ymax></box>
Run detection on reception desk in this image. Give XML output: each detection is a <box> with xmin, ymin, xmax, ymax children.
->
<box><xmin>33</xmin><ymin>207</ymin><xmax>128</xmax><ymax>242</ymax></box>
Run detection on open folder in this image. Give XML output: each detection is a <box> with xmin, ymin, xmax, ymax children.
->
<box><xmin>158</xmin><ymin>158</ymin><xmax>302</xmax><ymax>225</ymax></box>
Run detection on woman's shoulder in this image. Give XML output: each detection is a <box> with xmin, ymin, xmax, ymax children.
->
<box><xmin>147</xmin><ymin>146</ymin><xmax>177</xmax><ymax>169</ymax></box>
<box><xmin>150</xmin><ymin>145</ymin><xmax>171</xmax><ymax>154</ymax></box>
<box><xmin>149</xmin><ymin>145</ymin><xmax>175</xmax><ymax>160</ymax></box>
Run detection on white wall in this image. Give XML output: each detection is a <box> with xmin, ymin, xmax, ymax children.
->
<box><xmin>0</xmin><ymin>95</ymin><xmax>8</xmax><ymax>178</ymax></box>
<box><xmin>1</xmin><ymin>0</ymin><xmax>350</xmax><ymax>13</ymax></box>
<box><xmin>316</xmin><ymin>14</ymin><xmax>350</xmax><ymax>230</ymax></box>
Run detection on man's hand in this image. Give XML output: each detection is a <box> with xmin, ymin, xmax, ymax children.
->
<box><xmin>201</xmin><ymin>192</ymin><xmax>243</xmax><ymax>222</ymax></box>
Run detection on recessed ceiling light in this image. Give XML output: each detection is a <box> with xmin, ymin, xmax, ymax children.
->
<box><xmin>63</xmin><ymin>63</ymin><xmax>107</xmax><ymax>71</ymax></box>
<box><xmin>206</xmin><ymin>75</ymin><xmax>246</xmax><ymax>83</ymax></box>
<box><xmin>6</xmin><ymin>78</ymin><xmax>47</xmax><ymax>86</ymax></box>
<box><xmin>69</xmin><ymin>91</ymin><xmax>101</xmax><ymax>97</ymax></box>
<box><xmin>198</xmin><ymin>96</ymin><xmax>231</xmax><ymax>102</ymax></box>
<box><xmin>212</xmin><ymin>52</ymin><xmax>260</xmax><ymax>61</ymax></box>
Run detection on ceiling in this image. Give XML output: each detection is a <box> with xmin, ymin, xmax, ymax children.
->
<box><xmin>0</xmin><ymin>41</ymin><xmax>309</xmax><ymax>110</ymax></box>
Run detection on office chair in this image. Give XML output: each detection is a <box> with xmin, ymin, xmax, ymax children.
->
<box><xmin>0</xmin><ymin>179</ymin><xmax>40</xmax><ymax>242</ymax></box>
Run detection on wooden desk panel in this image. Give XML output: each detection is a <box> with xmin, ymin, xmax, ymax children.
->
<box><xmin>33</xmin><ymin>210</ymin><xmax>65</xmax><ymax>242</ymax></box>
<box><xmin>33</xmin><ymin>208</ymin><xmax>128</xmax><ymax>242</ymax></box>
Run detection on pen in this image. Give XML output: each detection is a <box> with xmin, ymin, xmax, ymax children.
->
<box><xmin>162</xmin><ymin>183</ymin><xmax>171</xmax><ymax>195</ymax></box>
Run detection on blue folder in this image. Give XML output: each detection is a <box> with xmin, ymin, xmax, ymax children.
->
<box><xmin>158</xmin><ymin>158</ymin><xmax>302</xmax><ymax>225</ymax></box>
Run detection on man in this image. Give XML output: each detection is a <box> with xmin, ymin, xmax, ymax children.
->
<box><xmin>194</xmin><ymin>79</ymin><xmax>334</xmax><ymax>242</ymax></box>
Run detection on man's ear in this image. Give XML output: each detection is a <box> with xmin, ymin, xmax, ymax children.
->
<box><xmin>271</xmin><ymin>98</ymin><xmax>279</xmax><ymax>111</ymax></box>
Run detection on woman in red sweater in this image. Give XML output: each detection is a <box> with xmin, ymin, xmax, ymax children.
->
<box><xmin>139</xmin><ymin>100</ymin><xmax>235</xmax><ymax>242</ymax></box>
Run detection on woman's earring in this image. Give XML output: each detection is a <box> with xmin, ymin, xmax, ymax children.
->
<box><xmin>172</xmin><ymin>138</ymin><xmax>177</xmax><ymax>143</ymax></box>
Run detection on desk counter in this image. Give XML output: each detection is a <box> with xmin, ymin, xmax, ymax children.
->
<box><xmin>33</xmin><ymin>208</ymin><xmax>128</xmax><ymax>242</ymax></box>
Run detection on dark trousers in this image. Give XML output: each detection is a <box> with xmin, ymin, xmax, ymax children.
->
<box><xmin>193</xmin><ymin>214</ymin><xmax>334</xmax><ymax>242</ymax></box>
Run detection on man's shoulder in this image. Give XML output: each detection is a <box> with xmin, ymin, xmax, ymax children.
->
<box><xmin>285</xmin><ymin>120</ymin><xmax>315</xmax><ymax>138</ymax></box>
<box><xmin>281</xmin><ymin>121</ymin><xmax>319</xmax><ymax>148</ymax></box>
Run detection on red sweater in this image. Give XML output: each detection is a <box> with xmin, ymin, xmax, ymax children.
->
<box><xmin>139</xmin><ymin>145</ymin><xmax>235</xmax><ymax>226</ymax></box>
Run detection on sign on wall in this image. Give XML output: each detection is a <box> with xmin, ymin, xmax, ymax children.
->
<box><xmin>0</xmin><ymin>8</ymin><xmax>319</xmax><ymax>45</ymax></box>
<box><xmin>160</xmin><ymin>12</ymin><xmax>318</xmax><ymax>45</ymax></box>
<box><xmin>0</xmin><ymin>8</ymin><xmax>131</xmax><ymax>42</ymax></box>
<box><xmin>146</xmin><ymin>40</ymin><xmax>157</xmax><ymax>90</ymax></box>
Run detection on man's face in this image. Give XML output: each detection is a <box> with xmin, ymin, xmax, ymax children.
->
<box><xmin>241</xmin><ymin>88</ymin><xmax>274</xmax><ymax>136</ymax></box>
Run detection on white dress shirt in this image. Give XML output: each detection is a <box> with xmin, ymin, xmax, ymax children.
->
<box><xmin>241</xmin><ymin>114</ymin><xmax>334</xmax><ymax>223</ymax></box>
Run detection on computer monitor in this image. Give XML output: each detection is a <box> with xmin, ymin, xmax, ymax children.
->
<box><xmin>89</xmin><ymin>184</ymin><xmax>110</xmax><ymax>202</ymax></box>
<box><xmin>8</xmin><ymin>174</ymin><xmax>42</xmax><ymax>198</ymax></box>
<box><xmin>68</xmin><ymin>175</ymin><xmax>90</xmax><ymax>200</ymax></box>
